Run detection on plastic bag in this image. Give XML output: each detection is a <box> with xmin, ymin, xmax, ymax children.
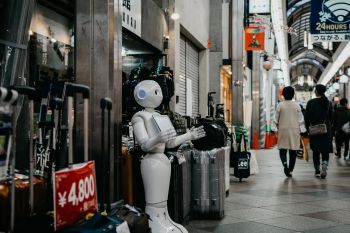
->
<box><xmin>250</xmin><ymin>150</ymin><xmax>259</xmax><ymax>175</ymax></box>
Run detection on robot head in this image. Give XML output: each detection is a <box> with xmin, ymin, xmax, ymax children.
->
<box><xmin>134</xmin><ymin>80</ymin><xmax>163</xmax><ymax>108</ymax></box>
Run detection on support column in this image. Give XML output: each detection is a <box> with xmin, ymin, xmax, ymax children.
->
<box><xmin>76</xmin><ymin>0</ymin><xmax>122</xmax><ymax>203</ymax></box>
<box><xmin>251</xmin><ymin>52</ymin><xmax>261</xmax><ymax>149</ymax></box>
<box><xmin>231</xmin><ymin>0</ymin><xmax>245</xmax><ymax>125</ymax></box>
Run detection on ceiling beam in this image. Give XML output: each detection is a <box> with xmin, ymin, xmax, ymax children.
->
<box><xmin>318</xmin><ymin>42</ymin><xmax>350</xmax><ymax>85</ymax></box>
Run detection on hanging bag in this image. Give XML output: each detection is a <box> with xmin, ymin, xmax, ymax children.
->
<box><xmin>309</xmin><ymin>104</ymin><xmax>329</xmax><ymax>136</ymax></box>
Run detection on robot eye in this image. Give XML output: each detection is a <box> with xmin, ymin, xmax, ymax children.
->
<box><xmin>137</xmin><ymin>89</ymin><xmax>147</xmax><ymax>99</ymax></box>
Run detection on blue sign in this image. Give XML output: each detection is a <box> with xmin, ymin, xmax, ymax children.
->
<box><xmin>310</xmin><ymin>0</ymin><xmax>350</xmax><ymax>42</ymax></box>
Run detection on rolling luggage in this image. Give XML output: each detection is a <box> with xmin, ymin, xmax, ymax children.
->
<box><xmin>223</xmin><ymin>146</ymin><xmax>230</xmax><ymax>196</ymax></box>
<box><xmin>167</xmin><ymin>143</ymin><xmax>192</xmax><ymax>224</ymax></box>
<box><xmin>233</xmin><ymin>135</ymin><xmax>251</xmax><ymax>182</ymax></box>
<box><xmin>192</xmin><ymin>148</ymin><xmax>225</xmax><ymax>219</ymax></box>
<box><xmin>100</xmin><ymin>99</ymin><xmax>146</xmax><ymax>233</ymax></box>
<box><xmin>0</xmin><ymin>87</ymin><xmax>51</xmax><ymax>232</ymax></box>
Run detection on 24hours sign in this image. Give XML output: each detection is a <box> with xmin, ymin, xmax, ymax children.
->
<box><xmin>310</xmin><ymin>0</ymin><xmax>350</xmax><ymax>42</ymax></box>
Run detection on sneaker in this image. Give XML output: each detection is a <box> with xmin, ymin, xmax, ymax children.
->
<box><xmin>321</xmin><ymin>164</ymin><xmax>328</xmax><ymax>179</ymax></box>
<box><xmin>315</xmin><ymin>170</ymin><xmax>321</xmax><ymax>178</ymax></box>
<box><xmin>284</xmin><ymin>167</ymin><xmax>292</xmax><ymax>178</ymax></box>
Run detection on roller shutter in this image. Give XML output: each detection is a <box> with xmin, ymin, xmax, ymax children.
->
<box><xmin>177</xmin><ymin>35</ymin><xmax>200</xmax><ymax>116</ymax></box>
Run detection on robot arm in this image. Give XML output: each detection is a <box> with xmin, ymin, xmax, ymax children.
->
<box><xmin>166</xmin><ymin>126</ymin><xmax>206</xmax><ymax>149</ymax></box>
<box><xmin>132</xmin><ymin>116</ymin><xmax>177</xmax><ymax>152</ymax></box>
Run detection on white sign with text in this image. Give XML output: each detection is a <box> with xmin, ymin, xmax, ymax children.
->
<box><xmin>122</xmin><ymin>0</ymin><xmax>142</xmax><ymax>37</ymax></box>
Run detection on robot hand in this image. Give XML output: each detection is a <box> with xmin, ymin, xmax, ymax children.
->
<box><xmin>189</xmin><ymin>126</ymin><xmax>206</xmax><ymax>140</ymax></box>
<box><xmin>158</xmin><ymin>129</ymin><xmax>177</xmax><ymax>143</ymax></box>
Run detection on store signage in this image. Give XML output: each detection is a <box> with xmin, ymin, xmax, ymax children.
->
<box><xmin>54</xmin><ymin>161</ymin><xmax>98</xmax><ymax>231</ymax></box>
<box><xmin>249</xmin><ymin>0</ymin><xmax>270</xmax><ymax>14</ymax></box>
<box><xmin>244</xmin><ymin>27</ymin><xmax>265</xmax><ymax>51</ymax></box>
<box><xmin>122</xmin><ymin>0</ymin><xmax>142</xmax><ymax>37</ymax></box>
<box><xmin>310</xmin><ymin>0</ymin><xmax>350</xmax><ymax>42</ymax></box>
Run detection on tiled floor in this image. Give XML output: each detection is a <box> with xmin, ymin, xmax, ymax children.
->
<box><xmin>186</xmin><ymin>149</ymin><xmax>350</xmax><ymax>232</ymax></box>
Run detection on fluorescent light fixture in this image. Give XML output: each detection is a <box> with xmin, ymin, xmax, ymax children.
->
<box><xmin>329</xmin><ymin>42</ymin><xmax>333</xmax><ymax>51</ymax></box>
<box><xmin>171</xmin><ymin>12</ymin><xmax>180</xmax><ymax>20</ymax></box>
<box><xmin>307</xmin><ymin>75</ymin><xmax>313</xmax><ymax>86</ymax></box>
<box><xmin>298</xmin><ymin>76</ymin><xmax>304</xmax><ymax>86</ymax></box>
<box><xmin>308</xmin><ymin>32</ymin><xmax>313</xmax><ymax>50</ymax></box>
<box><xmin>339</xmin><ymin>74</ymin><xmax>349</xmax><ymax>83</ymax></box>
<box><xmin>319</xmin><ymin>42</ymin><xmax>350</xmax><ymax>85</ymax></box>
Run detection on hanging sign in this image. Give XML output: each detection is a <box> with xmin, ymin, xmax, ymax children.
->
<box><xmin>310</xmin><ymin>0</ymin><xmax>350</xmax><ymax>42</ymax></box>
<box><xmin>249</xmin><ymin>0</ymin><xmax>271</xmax><ymax>14</ymax></box>
<box><xmin>54</xmin><ymin>161</ymin><xmax>98</xmax><ymax>231</ymax></box>
<box><xmin>122</xmin><ymin>0</ymin><xmax>142</xmax><ymax>37</ymax></box>
<box><xmin>244</xmin><ymin>27</ymin><xmax>265</xmax><ymax>51</ymax></box>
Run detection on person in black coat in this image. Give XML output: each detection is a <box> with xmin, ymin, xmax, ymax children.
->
<box><xmin>333</xmin><ymin>98</ymin><xmax>350</xmax><ymax>159</ymax></box>
<box><xmin>305</xmin><ymin>84</ymin><xmax>333</xmax><ymax>179</ymax></box>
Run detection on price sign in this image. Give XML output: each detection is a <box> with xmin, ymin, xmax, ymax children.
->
<box><xmin>54</xmin><ymin>161</ymin><xmax>98</xmax><ymax>231</ymax></box>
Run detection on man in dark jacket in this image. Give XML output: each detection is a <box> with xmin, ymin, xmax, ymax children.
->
<box><xmin>333</xmin><ymin>98</ymin><xmax>350</xmax><ymax>159</ymax></box>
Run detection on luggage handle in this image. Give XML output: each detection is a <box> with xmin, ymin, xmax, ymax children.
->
<box><xmin>65</xmin><ymin>83</ymin><xmax>90</xmax><ymax>166</ymax></box>
<box><xmin>0</xmin><ymin>87</ymin><xmax>19</xmax><ymax>105</ymax></box>
<box><xmin>100</xmin><ymin>97</ymin><xmax>112</xmax><ymax>212</ymax></box>
<box><xmin>10</xmin><ymin>86</ymin><xmax>40</xmax><ymax>217</ymax></box>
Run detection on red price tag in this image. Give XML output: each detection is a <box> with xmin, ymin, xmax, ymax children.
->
<box><xmin>54</xmin><ymin>161</ymin><xmax>98</xmax><ymax>231</ymax></box>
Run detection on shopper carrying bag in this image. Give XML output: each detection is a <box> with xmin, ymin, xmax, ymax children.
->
<box><xmin>274</xmin><ymin>86</ymin><xmax>306</xmax><ymax>178</ymax></box>
<box><xmin>305</xmin><ymin>84</ymin><xmax>333</xmax><ymax>179</ymax></box>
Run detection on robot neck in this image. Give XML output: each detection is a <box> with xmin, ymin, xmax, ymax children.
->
<box><xmin>145</xmin><ymin>107</ymin><xmax>156</xmax><ymax>113</ymax></box>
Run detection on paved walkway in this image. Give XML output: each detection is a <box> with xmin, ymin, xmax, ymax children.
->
<box><xmin>186</xmin><ymin>149</ymin><xmax>350</xmax><ymax>233</ymax></box>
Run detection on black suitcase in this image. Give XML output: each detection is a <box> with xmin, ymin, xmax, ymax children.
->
<box><xmin>167</xmin><ymin>143</ymin><xmax>192</xmax><ymax>224</ymax></box>
<box><xmin>233</xmin><ymin>137</ymin><xmax>250</xmax><ymax>182</ymax></box>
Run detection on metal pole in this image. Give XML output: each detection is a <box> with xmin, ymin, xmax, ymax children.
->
<box><xmin>29</xmin><ymin>100</ymin><xmax>34</xmax><ymax>215</ymax></box>
<box><xmin>68</xmin><ymin>96</ymin><xmax>74</xmax><ymax>167</ymax></box>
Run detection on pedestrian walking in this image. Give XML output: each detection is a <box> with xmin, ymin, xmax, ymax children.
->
<box><xmin>305</xmin><ymin>84</ymin><xmax>333</xmax><ymax>179</ymax></box>
<box><xmin>333</xmin><ymin>98</ymin><xmax>350</xmax><ymax>159</ymax></box>
<box><xmin>275</xmin><ymin>86</ymin><xmax>306</xmax><ymax>178</ymax></box>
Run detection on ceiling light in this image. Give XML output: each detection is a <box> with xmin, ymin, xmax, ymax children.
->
<box><xmin>304</xmin><ymin>31</ymin><xmax>308</xmax><ymax>48</ymax></box>
<box><xmin>171</xmin><ymin>13</ymin><xmax>180</xmax><ymax>20</ymax></box>
<box><xmin>298</xmin><ymin>76</ymin><xmax>304</xmax><ymax>86</ymax></box>
<box><xmin>307</xmin><ymin>75</ymin><xmax>313</xmax><ymax>86</ymax></box>
<box><xmin>339</xmin><ymin>74</ymin><xmax>349</xmax><ymax>83</ymax></box>
<box><xmin>308</xmin><ymin>32</ymin><xmax>313</xmax><ymax>50</ymax></box>
<box><xmin>347</xmin><ymin>67</ymin><xmax>350</xmax><ymax>76</ymax></box>
<box><xmin>333</xmin><ymin>82</ymin><xmax>340</xmax><ymax>90</ymax></box>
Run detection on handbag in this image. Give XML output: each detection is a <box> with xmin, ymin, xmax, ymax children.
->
<box><xmin>308</xmin><ymin>104</ymin><xmax>329</xmax><ymax>136</ymax></box>
<box><xmin>296</xmin><ymin>137</ymin><xmax>309</xmax><ymax>162</ymax></box>
<box><xmin>342</xmin><ymin>122</ymin><xmax>350</xmax><ymax>134</ymax></box>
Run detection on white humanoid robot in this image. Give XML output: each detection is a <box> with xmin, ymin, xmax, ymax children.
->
<box><xmin>131</xmin><ymin>80</ymin><xmax>205</xmax><ymax>233</ymax></box>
